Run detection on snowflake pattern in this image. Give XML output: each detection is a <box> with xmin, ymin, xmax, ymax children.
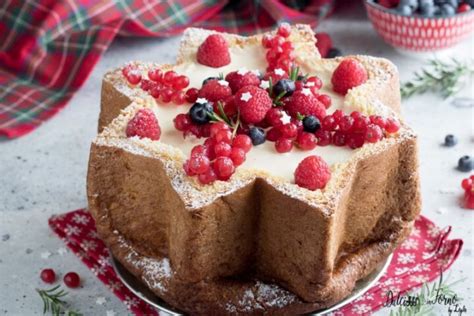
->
<box><xmin>409</xmin><ymin>275</ymin><xmax>429</xmax><ymax>284</ymax></box>
<box><xmin>397</xmin><ymin>253</ymin><xmax>415</xmax><ymax>265</ymax></box>
<box><xmin>427</xmin><ymin>225</ymin><xmax>441</xmax><ymax>238</ymax></box>
<box><xmin>92</xmin><ymin>264</ymin><xmax>106</xmax><ymax>276</ymax></box>
<box><xmin>108</xmin><ymin>280</ymin><xmax>122</xmax><ymax>291</ymax></box>
<box><xmin>401</xmin><ymin>238</ymin><xmax>418</xmax><ymax>250</ymax></box>
<box><xmin>72</xmin><ymin>213</ymin><xmax>90</xmax><ymax>225</ymax></box>
<box><xmin>124</xmin><ymin>296</ymin><xmax>140</xmax><ymax>309</ymax></box>
<box><xmin>64</xmin><ymin>224</ymin><xmax>81</xmax><ymax>236</ymax></box>
<box><xmin>98</xmin><ymin>255</ymin><xmax>111</xmax><ymax>267</ymax></box>
<box><xmin>351</xmin><ymin>303</ymin><xmax>371</xmax><ymax>314</ymax></box>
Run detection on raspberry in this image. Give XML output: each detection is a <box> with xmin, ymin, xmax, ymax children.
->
<box><xmin>214</xmin><ymin>142</ymin><xmax>232</xmax><ymax>157</ymax></box>
<box><xmin>197</xmin><ymin>34</ymin><xmax>231</xmax><ymax>68</ymax></box>
<box><xmin>235</xmin><ymin>86</ymin><xmax>272</xmax><ymax>124</ymax></box>
<box><xmin>126</xmin><ymin>108</ymin><xmax>161</xmax><ymax>140</ymax></box>
<box><xmin>229</xmin><ymin>147</ymin><xmax>246</xmax><ymax>166</ymax></box>
<box><xmin>294</xmin><ymin>155</ymin><xmax>331</xmax><ymax>190</ymax></box>
<box><xmin>198</xmin><ymin>79</ymin><xmax>232</xmax><ymax>102</ymax></box>
<box><xmin>225</xmin><ymin>71</ymin><xmax>261</xmax><ymax>93</ymax></box>
<box><xmin>232</xmin><ymin>134</ymin><xmax>252</xmax><ymax>153</ymax></box>
<box><xmin>213</xmin><ymin>157</ymin><xmax>235</xmax><ymax>180</ymax></box>
<box><xmin>185</xmin><ymin>88</ymin><xmax>199</xmax><ymax>103</ymax></box>
<box><xmin>296</xmin><ymin>132</ymin><xmax>317</xmax><ymax>150</ymax></box>
<box><xmin>315</xmin><ymin>32</ymin><xmax>332</xmax><ymax>58</ymax></box>
<box><xmin>365</xmin><ymin>124</ymin><xmax>383</xmax><ymax>143</ymax></box>
<box><xmin>385</xmin><ymin>117</ymin><xmax>401</xmax><ymax>133</ymax></box>
<box><xmin>265</xmin><ymin>108</ymin><xmax>284</xmax><ymax>127</ymax></box>
<box><xmin>331</xmin><ymin>58</ymin><xmax>368</xmax><ymax>95</ymax></box>
<box><xmin>198</xmin><ymin>168</ymin><xmax>217</xmax><ymax>185</ymax></box>
<box><xmin>286</xmin><ymin>90</ymin><xmax>326</xmax><ymax>120</ymax></box>
<box><xmin>174</xmin><ymin>113</ymin><xmax>192</xmax><ymax>131</ymax></box>
<box><xmin>188</xmin><ymin>155</ymin><xmax>211</xmax><ymax>174</ymax></box>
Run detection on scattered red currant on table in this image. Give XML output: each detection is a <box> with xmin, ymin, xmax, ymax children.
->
<box><xmin>63</xmin><ymin>272</ymin><xmax>81</xmax><ymax>288</ymax></box>
<box><xmin>40</xmin><ymin>268</ymin><xmax>56</xmax><ymax>284</ymax></box>
<box><xmin>461</xmin><ymin>175</ymin><xmax>474</xmax><ymax>210</ymax></box>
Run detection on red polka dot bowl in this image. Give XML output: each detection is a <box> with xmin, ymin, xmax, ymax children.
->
<box><xmin>365</xmin><ymin>1</ymin><xmax>474</xmax><ymax>52</ymax></box>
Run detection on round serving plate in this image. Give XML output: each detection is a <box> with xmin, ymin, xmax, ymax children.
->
<box><xmin>112</xmin><ymin>254</ymin><xmax>393</xmax><ymax>316</ymax></box>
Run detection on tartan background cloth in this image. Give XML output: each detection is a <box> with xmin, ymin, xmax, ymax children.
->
<box><xmin>0</xmin><ymin>0</ymin><xmax>334</xmax><ymax>139</ymax></box>
<box><xmin>48</xmin><ymin>209</ymin><xmax>463</xmax><ymax>315</ymax></box>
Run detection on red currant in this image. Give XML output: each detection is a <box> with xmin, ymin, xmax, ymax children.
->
<box><xmin>266</xmin><ymin>127</ymin><xmax>282</xmax><ymax>142</ymax></box>
<box><xmin>171</xmin><ymin>91</ymin><xmax>186</xmax><ymax>105</ymax></box>
<box><xmin>277</xmin><ymin>23</ymin><xmax>291</xmax><ymax>38</ymax></box>
<box><xmin>462</xmin><ymin>178</ymin><xmax>473</xmax><ymax>191</ymax></box>
<box><xmin>353</xmin><ymin>115</ymin><xmax>369</xmax><ymax>132</ymax></box>
<box><xmin>297</xmin><ymin>132</ymin><xmax>317</xmax><ymax>150</ymax></box>
<box><xmin>148</xmin><ymin>68</ymin><xmax>163</xmax><ymax>82</ymax></box>
<box><xmin>215</xmin><ymin>130</ymin><xmax>233</xmax><ymax>144</ymax></box>
<box><xmin>213</xmin><ymin>157</ymin><xmax>235</xmax><ymax>181</ymax></box>
<box><xmin>350</xmin><ymin>111</ymin><xmax>361</xmax><ymax>120</ymax></box>
<box><xmin>457</xmin><ymin>3</ymin><xmax>471</xmax><ymax>13</ymax></box>
<box><xmin>188</xmin><ymin>155</ymin><xmax>211</xmax><ymax>174</ymax></box>
<box><xmin>385</xmin><ymin>118</ymin><xmax>400</xmax><ymax>133</ymax></box>
<box><xmin>40</xmin><ymin>269</ymin><xmax>56</xmax><ymax>284</ymax></box>
<box><xmin>464</xmin><ymin>191</ymin><xmax>474</xmax><ymax>209</ymax></box>
<box><xmin>198</xmin><ymin>168</ymin><xmax>217</xmax><ymax>185</ymax></box>
<box><xmin>210</xmin><ymin>122</ymin><xmax>230</xmax><ymax>137</ymax></box>
<box><xmin>315</xmin><ymin>130</ymin><xmax>332</xmax><ymax>146</ymax></box>
<box><xmin>183</xmin><ymin>160</ymin><xmax>196</xmax><ymax>176</ymax></box>
<box><xmin>370</xmin><ymin>115</ymin><xmax>386</xmax><ymax>129</ymax></box>
<box><xmin>347</xmin><ymin>133</ymin><xmax>365</xmax><ymax>149</ymax></box>
<box><xmin>275</xmin><ymin>138</ymin><xmax>293</xmax><ymax>153</ymax></box>
<box><xmin>150</xmin><ymin>85</ymin><xmax>161</xmax><ymax>99</ymax></box>
<box><xmin>265</xmin><ymin>108</ymin><xmax>283</xmax><ymax>127</ymax></box>
<box><xmin>281</xmin><ymin>41</ymin><xmax>293</xmax><ymax>52</ymax></box>
<box><xmin>229</xmin><ymin>147</ymin><xmax>246</xmax><ymax>166</ymax></box>
<box><xmin>185</xmin><ymin>88</ymin><xmax>199</xmax><ymax>103</ymax></box>
<box><xmin>306</xmin><ymin>76</ymin><xmax>322</xmax><ymax>90</ymax></box>
<box><xmin>339</xmin><ymin>116</ymin><xmax>354</xmax><ymax>132</ymax></box>
<box><xmin>333</xmin><ymin>131</ymin><xmax>347</xmax><ymax>146</ymax></box>
<box><xmin>322</xmin><ymin>115</ymin><xmax>338</xmax><ymax>131</ymax></box>
<box><xmin>63</xmin><ymin>272</ymin><xmax>80</xmax><ymax>288</ymax></box>
<box><xmin>272</xmin><ymin>35</ymin><xmax>285</xmax><ymax>48</ymax></box>
<box><xmin>332</xmin><ymin>109</ymin><xmax>344</xmax><ymax>122</ymax></box>
<box><xmin>174</xmin><ymin>113</ymin><xmax>191</xmax><ymax>131</ymax></box>
<box><xmin>160</xmin><ymin>88</ymin><xmax>174</xmax><ymax>103</ymax></box>
<box><xmin>126</xmin><ymin>70</ymin><xmax>141</xmax><ymax>85</ymax></box>
<box><xmin>317</xmin><ymin>94</ymin><xmax>332</xmax><ymax>109</ymax></box>
<box><xmin>365</xmin><ymin>124</ymin><xmax>383</xmax><ymax>143</ymax></box>
<box><xmin>191</xmin><ymin>145</ymin><xmax>207</xmax><ymax>157</ymax></box>
<box><xmin>163</xmin><ymin>70</ymin><xmax>178</xmax><ymax>86</ymax></box>
<box><xmin>140</xmin><ymin>79</ymin><xmax>153</xmax><ymax>91</ymax></box>
<box><xmin>262</xmin><ymin>34</ymin><xmax>273</xmax><ymax>48</ymax></box>
<box><xmin>232</xmin><ymin>134</ymin><xmax>252</xmax><ymax>153</ymax></box>
<box><xmin>172</xmin><ymin>75</ymin><xmax>190</xmax><ymax>90</ymax></box>
<box><xmin>214</xmin><ymin>142</ymin><xmax>232</xmax><ymax>157</ymax></box>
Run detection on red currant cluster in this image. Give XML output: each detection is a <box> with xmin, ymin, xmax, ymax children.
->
<box><xmin>40</xmin><ymin>268</ymin><xmax>81</xmax><ymax>288</ymax></box>
<box><xmin>174</xmin><ymin>113</ymin><xmax>212</xmax><ymax>138</ymax></box>
<box><xmin>461</xmin><ymin>175</ymin><xmax>474</xmax><ymax>210</ymax></box>
<box><xmin>320</xmin><ymin>110</ymin><xmax>400</xmax><ymax>149</ymax></box>
<box><xmin>122</xmin><ymin>64</ymin><xmax>198</xmax><ymax>105</ymax></box>
<box><xmin>183</xmin><ymin>122</ymin><xmax>253</xmax><ymax>184</ymax></box>
<box><xmin>261</xmin><ymin>23</ymin><xmax>295</xmax><ymax>74</ymax></box>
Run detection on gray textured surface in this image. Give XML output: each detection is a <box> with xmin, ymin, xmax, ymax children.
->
<box><xmin>1</xmin><ymin>5</ymin><xmax>473</xmax><ymax>316</ymax></box>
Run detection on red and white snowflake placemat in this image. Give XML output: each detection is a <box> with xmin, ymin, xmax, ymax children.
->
<box><xmin>48</xmin><ymin>209</ymin><xmax>462</xmax><ymax>315</ymax></box>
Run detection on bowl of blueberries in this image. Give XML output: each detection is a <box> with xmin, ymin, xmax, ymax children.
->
<box><xmin>365</xmin><ymin>0</ymin><xmax>474</xmax><ymax>52</ymax></box>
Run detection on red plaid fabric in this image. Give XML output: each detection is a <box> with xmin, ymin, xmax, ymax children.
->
<box><xmin>0</xmin><ymin>0</ymin><xmax>334</xmax><ymax>139</ymax></box>
<box><xmin>49</xmin><ymin>209</ymin><xmax>462</xmax><ymax>315</ymax></box>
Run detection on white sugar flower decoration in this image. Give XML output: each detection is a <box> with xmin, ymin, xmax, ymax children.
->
<box><xmin>196</xmin><ymin>98</ymin><xmax>208</xmax><ymax>104</ymax></box>
<box><xmin>301</xmin><ymin>88</ymin><xmax>312</xmax><ymax>96</ymax></box>
<box><xmin>218</xmin><ymin>80</ymin><xmax>229</xmax><ymax>86</ymax></box>
<box><xmin>259</xmin><ymin>80</ymin><xmax>270</xmax><ymax>89</ymax></box>
<box><xmin>274</xmin><ymin>68</ymin><xmax>285</xmax><ymax>76</ymax></box>
<box><xmin>240</xmin><ymin>92</ymin><xmax>252</xmax><ymax>102</ymax></box>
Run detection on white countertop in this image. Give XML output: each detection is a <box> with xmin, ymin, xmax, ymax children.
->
<box><xmin>1</xmin><ymin>4</ymin><xmax>473</xmax><ymax>316</ymax></box>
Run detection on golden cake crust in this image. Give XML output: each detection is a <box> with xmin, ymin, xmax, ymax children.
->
<box><xmin>88</xmin><ymin>25</ymin><xmax>421</xmax><ymax>314</ymax></box>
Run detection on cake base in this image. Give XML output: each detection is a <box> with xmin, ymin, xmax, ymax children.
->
<box><xmin>112</xmin><ymin>253</ymin><xmax>393</xmax><ymax>315</ymax></box>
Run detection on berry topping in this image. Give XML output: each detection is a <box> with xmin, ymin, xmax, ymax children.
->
<box><xmin>197</xmin><ymin>34</ymin><xmax>231</xmax><ymax>68</ymax></box>
<box><xmin>285</xmin><ymin>90</ymin><xmax>326</xmax><ymax>120</ymax></box>
<box><xmin>213</xmin><ymin>157</ymin><xmax>235</xmax><ymax>180</ymax></box>
<box><xmin>214</xmin><ymin>142</ymin><xmax>232</xmax><ymax>157</ymax></box>
<box><xmin>235</xmin><ymin>86</ymin><xmax>273</xmax><ymax>124</ymax></box>
<box><xmin>331</xmin><ymin>58</ymin><xmax>368</xmax><ymax>95</ymax></box>
<box><xmin>188</xmin><ymin>155</ymin><xmax>211</xmax><ymax>175</ymax></box>
<box><xmin>327</xmin><ymin>47</ymin><xmax>342</xmax><ymax>58</ymax></box>
<box><xmin>444</xmin><ymin>134</ymin><xmax>458</xmax><ymax>147</ymax></box>
<box><xmin>198</xmin><ymin>79</ymin><xmax>232</xmax><ymax>103</ymax></box>
<box><xmin>277</xmin><ymin>23</ymin><xmax>291</xmax><ymax>38</ymax></box>
<box><xmin>229</xmin><ymin>147</ymin><xmax>246</xmax><ymax>166</ymax></box>
<box><xmin>385</xmin><ymin>117</ymin><xmax>401</xmax><ymax>133</ymax></box>
<box><xmin>232</xmin><ymin>134</ymin><xmax>252</xmax><ymax>153</ymax></box>
<box><xmin>294</xmin><ymin>155</ymin><xmax>331</xmax><ymax>190</ymax></box>
<box><xmin>296</xmin><ymin>132</ymin><xmax>318</xmax><ymax>150</ymax></box>
<box><xmin>225</xmin><ymin>70</ymin><xmax>261</xmax><ymax>93</ymax></box>
<box><xmin>274</xmin><ymin>79</ymin><xmax>296</xmax><ymax>97</ymax></box>
<box><xmin>198</xmin><ymin>168</ymin><xmax>217</xmax><ymax>185</ymax></box>
<box><xmin>249</xmin><ymin>127</ymin><xmax>266</xmax><ymax>145</ymax></box>
<box><xmin>40</xmin><ymin>268</ymin><xmax>56</xmax><ymax>284</ymax></box>
<box><xmin>173</xmin><ymin>113</ymin><xmax>192</xmax><ymax>131</ymax></box>
<box><xmin>126</xmin><ymin>108</ymin><xmax>161</xmax><ymax>140</ymax></box>
<box><xmin>315</xmin><ymin>32</ymin><xmax>332</xmax><ymax>58</ymax></box>
<box><xmin>122</xmin><ymin>65</ymin><xmax>142</xmax><ymax>85</ymax></box>
<box><xmin>63</xmin><ymin>272</ymin><xmax>80</xmax><ymax>288</ymax></box>
<box><xmin>365</xmin><ymin>124</ymin><xmax>383</xmax><ymax>143</ymax></box>
<box><xmin>189</xmin><ymin>101</ymin><xmax>213</xmax><ymax>125</ymax></box>
<box><xmin>302</xmin><ymin>115</ymin><xmax>321</xmax><ymax>133</ymax></box>
<box><xmin>458</xmin><ymin>155</ymin><xmax>473</xmax><ymax>172</ymax></box>
<box><xmin>148</xmin><ymin>68</ymin><xmax>163</xmax><ymax>82</ymax></box>
<box><xmin>185</xmin><ymin>88</ymin><xmax>199</xmax><ymax>103</ymax></box>
<box><xmin>275</xmin><ymin>138</ymin><xmax>293</xmax><ymax>153</ymax></box>
<box><xmin>461</xmin><ymin>175</ymin><xmax>474</xmax><ymax>209</ymax></box>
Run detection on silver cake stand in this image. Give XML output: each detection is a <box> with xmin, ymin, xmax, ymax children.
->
<box><xmin>112</xmin><ymin>254</ymin><xmax>392</xmax><ymax>315</ymax></box>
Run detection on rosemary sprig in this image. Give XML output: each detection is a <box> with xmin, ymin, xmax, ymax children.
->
<box><xmin>208</xmin><ymin>101</ymin><xmax>240</xmax><ymax>132</ymax></box>
<box><xmin>388</xmin><ymin>273</ymin><xmax>464</xmax><ymax>316</ymax></box>
<box><xmin>36</xmin><ymin>285</ymin><xmax>82</xmax><ymax>316</ymax></box>
<box><xmin>401</xmin><ymin>58</ymin><xmax>474</xmax><ymax>99</ymax></box>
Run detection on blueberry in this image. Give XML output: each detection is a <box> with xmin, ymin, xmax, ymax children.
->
<box><xmin>202</xmin><ymin>77</ymin><xmax>219</xmax><ymax>85</ymax></box>
<box><xmin>274</xmin><ymin>79</ymin><xmax>296</xmax><ymax>97</ymax></box>
<box><xmin>303</xmin><ymin>115</ymin><xmax>321</xmax><ymax>133</ymax></box>
<box><xmin>297</xmin><ymin>75</ymin><xmax>307</xmax><ymax>82</ymax></box>
<box><xmin>189</xmin><ymin>102</ymin><xmax>213</xmax><ymax>125</ymax></box>
<box><xmin>465</xmin><ymin>0</ymin><xmax>474</xmax><ymax>6</ymax></box>
<box><xmin>420</xmin><ymin>3</ymin><xmax>436</xmax><ymax>16</ymax></box>
<box><xmin>249</xmin><ymin>127</ymin><xmax>266</xmax><ymax>146</ymax></box>
<box><xmin>440</xmin><ymin>3</ymin><xmax>455</xmax><ymax>15</ymax></box>
<box><xmin>458</xmin><ymin>155</ymin><xmax>473</xmax><ymax>172</ymax></box>
<box><xmin>327</xmin><ymin>47</ymin><xmax>342</xmax><ymax>58</ymax></box>
<box><xmin>397</xmin><ymin>4</ymin><xmax>413</xmax><ymax>15</ymax></box>
<box><xmin>444</xmin><ymin>134</ymin><xmax>458</xmax><ymax>147</ymax></box>
<box><xmin>420</xmin><ymin>0</ymin><xmax>434</xmax><ymax>6</ymax></box>
<box><xmin>399</xmin><ymin>0</ymin><xmax>418</xmax><ymax>9</ymax></box>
